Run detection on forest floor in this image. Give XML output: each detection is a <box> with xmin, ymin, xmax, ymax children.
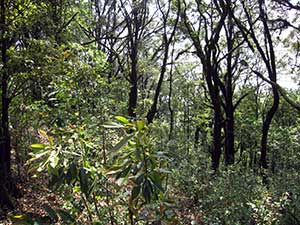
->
<box><xmin>0</xmin><ymin>172</ymin><xmax>62</xmax><ymax>225</ymax></box>
<box><xmin>0</xmin><ymin>153</ymin><xmax>195</xmax><ymax>224</ymax></box>
<box><xmin>0</xmin><ymin>175</ymin><xmax>196</xmax><ymax>224</ymax></box>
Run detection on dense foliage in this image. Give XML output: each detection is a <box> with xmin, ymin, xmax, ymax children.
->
<box><xmin>1</xmin><ymin>0</ymin><xmax>300</xmax><ymax>224</ymax></box>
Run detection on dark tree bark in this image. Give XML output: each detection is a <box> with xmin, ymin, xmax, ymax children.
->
<box><xmin>211</xmin><ymin>117</ymin><xmax>223</xmax><ymax>170</ymax></box>
<box><xmin>194</xmin><ymin>126</ymin><xmax>201</xmax><ymax>150</ymax></box>
<box><xmin>122</xmin><ymin>0</ymin><xmax>149</xmax><ymax>118</ymax></box>
<box><xmin>127</xmin><ymin>46</ymin><xmax>140</xmax><ymax>119</ymax></box>
<box><xmin>223</xmin><ymin>4</ymin><xmax>235</xmax><ymax>165</ymax></box>
<box><xmin>0</xmin><ymin>0</ymin><xmax>13</xmax><ymax>208</ymax></box>
<box><xmin>182</xmin><ymin>0</ymin><xmax>228</xmax><ymax>170</ymax></box>
<box><xmin>233</xmin><ymin>0</ymin><xmax>280</xmax><ymax>173</ymax></box>
<box><xmin>146</xmin><ymin>0</ymin><xmax>180</xmax><ymax>124</ymax></box>
<box><xmin>168</xmin><ymin>46</ymin><xmax>175</xmax><ymax>140</ymax></box>
<box><xmin>224</xmin><ymin>109</ymin><xmax>234</xmax><ymax>165</ymax></box>
<box><xmin>94</xmin><ymin>0</ymin><xmax>125</xmax><ymax>81</ymax></box>
<box><xmin>257</xmin><ymin>0</ymin><xmax>280</xmax><ymax>172</ymax></box>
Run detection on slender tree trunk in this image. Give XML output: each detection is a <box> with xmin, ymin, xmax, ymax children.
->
<box><xmin>1</xmin><ymin>98</ymin><xmax>11</xmax><ymax>175</ymax></box>
<box><xmin>224</xmin><ymin>68</ymin><xmax>235</xmax><ymax>165</ymax></box>
<box><xmin>181</xmin><ymin>0</ymin><xmax>228</xmax><ymax>170</ymax></box>
<box><xmin>128</xmin><ymin>78</ymin><xmax>138</xmax><ymax>118</ymax></box>
<box><xmin>146</xmin><ymin>43</ymin><xmax>168</xmax><ymax>122</ymax></box>
<box><xmin>168</xmin><ymin>63</ymin><xmax>174</xmax><ymax>140</ymax></box>
<box><xmin>194</xmin><ymin>126</ymin><xmax>201</xmax><ymax>150</ymax></box>
<box><xmin>128</xmin><ymin>43</ymin><xmax>138</xmax><ymax>118</ymax></box>
<box><xmin>224</xmin><ymin>64</ymin><xmax>235</xmax><ymax>165</ymax></box>
<box><xmin>126</xmin><ymin>0</ymin><xmax>142</xmax><ymax>119</ymax></box>
<box><xmin>260</xmin><ymin>86</ymin><xmax>279</xmax><ymax>170</ymax></box>
<box><xmin>146</xmin><ymin>49</ymin><xmax>167</xmax><ymax>123</ymax></box>
<box><xmin>234</xmin><ymin>0</ymin><xmax>280</xmax><ymax>175</ymax></box>
<box><xmin>147</xmin><ymin>1</ymin><xmax>179</xmax><ymax>124</ymax></box>
<box><xmin>258</xmin><ymin>0</ymin><xmax>280</xmax><ymax>173</ymax></box>
<box><xmin>186</xmin><ymin>96</ymin><xmax>190</xmax><ymax>156</ymax></box>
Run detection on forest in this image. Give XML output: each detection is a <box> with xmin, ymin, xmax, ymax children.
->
<box><xmin>1</xmin><ymin>0</ymin><xmax>300</xmax><ymax>224</ymax></box>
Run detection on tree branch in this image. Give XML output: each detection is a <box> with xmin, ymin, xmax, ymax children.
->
<box><xmin>253</xmin><ymin>70</ymin><xmax>300</xmax><ymax>111</ymax></box>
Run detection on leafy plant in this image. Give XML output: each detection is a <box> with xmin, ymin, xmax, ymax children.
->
<box><xmin>104</xmin><ymin>116</ymin><xmax>169</xmax><ymax>223</ymax></box>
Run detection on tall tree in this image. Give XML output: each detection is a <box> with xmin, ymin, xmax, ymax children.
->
<box><xmin>0</xmin><ymin>0</ymin><xmax>13</xmax><ymax>207</ymax></box>
<box><xmin>181</xmin><ymin>0</ymin><xmax>228</xmax><ymax>170</ymax></box>
<box><xmin>234</xmin><ymin>0</ymin><xmax>280</xmax><ymax>173</ymax></box>
<box><xmin>223</xmin><ymin>2</ymin><xmax>236</xmax><ymax>165</ymax></box>
<box><xmin>220</xmin><ymin>0</ymin><xmax>250</xmax><ymax>165</ymax></box>
<box><xmin>146</xmin><ymin>0</ymin><xmax>180</xmax><ymax>124</ymax></box>
<box><xmin>119</xmin><ymin>0</ymin><xmax>149</xmax><ymax>118</ymax></box>
<box><xmin>0</xmin><ymin>0</ymin><xmax>78</xmax><ymax>208</ymax></box>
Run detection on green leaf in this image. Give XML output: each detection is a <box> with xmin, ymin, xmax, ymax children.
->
<box><xmin>115</xmin><ymin>116</ymin><xmax>129</xmax><ymax>124</ymax></box>
<box><xmin>136</xmin><ymin>120</ymin><xmax>145</xmax><ymax>131</ymax></box>
<box><xmin>158</xmin><ymin>168</ymin><xmax>172</xmax><ymax>174</ymax></box>
<box><xmin>150</xmin><ymin>172</ymin><xmax>164</xmax><ymax>192</ymax></box>
<box><xmin>66</xmin><ymin>163</ymin><xmax>77</xmax><ymax>183</ymax></box>
<box><xmin>106</xmin><ymin>166</ymin><xmax>122</xmax><ymax>175</ymax></box>
<box><xmin>49</xmin><ymin>151</ymin><xmax>59</xmax><ymax>169</ymax></box>
<box><xmin>134</xmin><ymin>173</ymin><xmax>145</xmax><ymax>185</ymax></box>
<box><xmin>57</xmin><ymin>210</ymin><xmax>75</xmax><ymax>223</ymax></box>
<box><xmin>9</xmin><ymin>214</ymin><xmax>33</xmax><ymax>224</ymax></box>
<box><xmin>92</xmin><ymin>222</ymin><xmax>102</xmax><ymax>225</ymax></box>
<box><xmin>112</xmin><ymin>134</ymin><xmax>134</xmax><ymax>152</ymax></box>
<box><xmin>31</xmin><ymin>143</ymin><xmax>46</xmax><ymax>150</ymax></box>
<box><xmin>116</xmin><ymin>164</ymin><xmax>132</xmax><ymax>179</ymax></box>
<box><xmin>26</xmin><ymin>150</ymin><xmax>50</xmax><ymax>164</ymax></box>
<box><xmin>142</xmin><ymin>179</ymin><xmax>153</xmax><ymax>203</ymax></box>
<box><xmin>132</xmin><ymin>185</ymin><xmax>141</xmax><ymax>200</ymax></box>
<box><xmin>103</xmin><ymin>122</ymin><xmax>124</xmax><ymax>128</ymax></box>
<box><xmin>43</xmin><ymin>204</ymin><xmax>58</xmax><ymax>221</ymax></box>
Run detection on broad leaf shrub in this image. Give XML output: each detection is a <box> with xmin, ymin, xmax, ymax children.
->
<box><xmin>28</xmin><ymin>117</ymin><xmax>174</xmax><ymax>224</ymax></box>
<box><xmin>103</xmin><ymin>116</ymin><xmax>174</xmax><ymax>224</ymax></box>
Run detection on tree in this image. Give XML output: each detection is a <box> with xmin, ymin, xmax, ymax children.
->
<box><xmin>146</xmin><ymin>0</ymin><xmax>180</xmax><ymax>124</ymax></box>
<box><xmin>0</xmin><ymin>0</ymin><xmax>79</xmax><ymax>208</ymax></box>
<box><xmin>0</xmin><ymin>0</ymin><xmax>13</xmax><ymax>208</ymax></box>
<box><xmin>232</xmin><ymin>0</ymin><xmax>280</xmax><ymax>174</ymax></box>
<box><xmin>181</xmin><ymin>0</ymin><xmax>228</xmax><ymax>170</ymax></box>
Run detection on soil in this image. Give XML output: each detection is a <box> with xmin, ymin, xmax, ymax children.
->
<box><xmin>0</xmin><ymin>174</ymin><xmax>62</xmax><ymax>225</ymax></box>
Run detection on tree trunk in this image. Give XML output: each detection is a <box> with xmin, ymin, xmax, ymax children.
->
<box><xmin>128</xmin><ymin>41</ymin><xmax>138</xmax><ymax>118</ymax></box>
<box><xmin>207</xmin><ymin>70</ymin><xmax>223</xmax><ymax>171</ymax></box>
<box><xmin>147</xmin><ymin>1</ymin><xmax>179</xmax><ymax>124</ymax></box>
<box><xmin>211</xmin><ymin>107</ymin><xmax>222</xmax><ymax>171</ymax></box>
<box><xmin>128</xmin><ymin>80</ymin><xmax>138</xmax><ymax>118</ymax></box>
<box><xmin>168</xmin><ymin>66</ymin><xmax>174</xmax><ymax>140</ymax></box>
<box><xmin>258</xmin><ymin>0</ymin><xmax>280</xmax><ymax>173</ymax></box>
<box><xmin>224</xmin><ymin>110</ymin><xmax>234</xmax><ymax>165</ymax></box>
<box><xmin>194</xmin><ymin>126</ymin><xmax>201</xmax><ymax>150</ymax></box>
<box><xmin>260</xmin><ymin>86</ymin><xmax>279</xmax><ymax>170</ymax></box>
<box><xmin>223</xmin><ymin>10</ymin><xmax>235</xmax><ymax>166</ymax></box>
<box><xmin>0</xmin><ymin>0</ymin><xmax>14</xmax><ymax>208</ymax></box>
